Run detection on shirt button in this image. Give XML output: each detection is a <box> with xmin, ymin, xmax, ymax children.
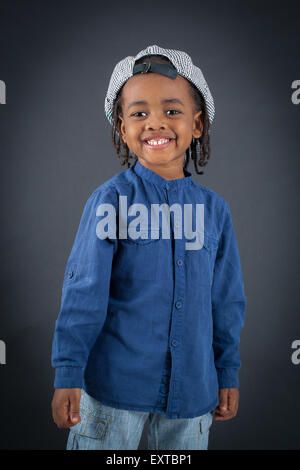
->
<box><xmin>68</xmin><ymin>271</ymin><xmax>74</xmax><ymax>279</ymax></box>
<box><xmin>171</xmin><ymin>339</ymin><xmax>177</xmax><ymax>347</ymax></box>
<box><xmin>177</xmin><ymin>259</ymin><xmax>183</xmax><ymax>266</ymax></box>
<box><xmin>175</xmin><ymin>300</ymin><xmax>182</xmax><ymax>309</ymax></box>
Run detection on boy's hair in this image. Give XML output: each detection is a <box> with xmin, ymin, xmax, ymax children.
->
<box><xmin>110</xmin><ymin>55</ymin><xmax>211</xmax><ymax>175</ymax></box>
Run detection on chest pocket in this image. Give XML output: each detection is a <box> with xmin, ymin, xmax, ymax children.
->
<box><xmin>112</xmin><ymin>227</ymin><xmax>162</xmax><ymax>281</ymax></box>
<box><xmin>185</xmin><ymin>232</ymin><xmax>219</xmax><ymax>286</ymax></box>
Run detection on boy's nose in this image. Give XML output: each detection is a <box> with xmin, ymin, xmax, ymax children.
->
<box><xmin>145</xmin><ymin>120</ymin><xmax>167</xmax><ymax>131</ymax></box>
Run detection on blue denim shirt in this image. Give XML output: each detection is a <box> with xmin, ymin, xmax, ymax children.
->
<box><xmin>51</xmin><ymin>160</ymin><xmax>247</xmax><ymax>419</ymax></box>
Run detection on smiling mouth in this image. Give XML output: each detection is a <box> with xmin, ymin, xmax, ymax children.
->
<box><xmin>143</xmin><ymin>138</ymin><xmax>174</xmax><ymax>149</ymax></box>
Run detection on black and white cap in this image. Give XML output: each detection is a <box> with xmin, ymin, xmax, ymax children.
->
<box><xmin>104</xmin><ymin>44</ymin><xmax>215</xmax><ymax>126</ymax></box>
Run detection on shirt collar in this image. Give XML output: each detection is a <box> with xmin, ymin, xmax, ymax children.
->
<box><xmin>132</xmin><ymin>159</ymin><xmax>193</xmax><ymax>189</ymax></box>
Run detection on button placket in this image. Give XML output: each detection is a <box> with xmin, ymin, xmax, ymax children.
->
<box><xmin>163</xmin><ymin>185</ymin><xmax>186</xmax><ymax>417</ymax></box>
<box><xmin>157</xmin><ymin>349</ymin><xmax>171</xmax><ymax>404</ymax></box>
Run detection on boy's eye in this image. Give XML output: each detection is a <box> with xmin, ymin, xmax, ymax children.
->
<box><xmin>166</xmin><ymin>109</ymin><xmax>181</xmax><ymax>116</ymax></box>
<box><xmin>131</xmin><ymin>110</ymin><xmax>181</xmax><ymax>117</ymax></box>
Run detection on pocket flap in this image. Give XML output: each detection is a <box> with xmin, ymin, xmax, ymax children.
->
<box><xmin>72</xmin><ymin>405</ymin><xmax>111</xmax><ymax>439</ymax></box>
<box><xmin>119</xmin><ymin>226</ymin><xmax>161</xmax><ymax>244</ymax></box>
<box><xmin>204</xmin><ymin>234</ymin><xmax>219</xmax><ymax>252</ymax></box>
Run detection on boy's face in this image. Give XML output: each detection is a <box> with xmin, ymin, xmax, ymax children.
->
<box><xmin>118</xmin><ymin>73</ymin><xmax>203</xmax><ymax>172</ymax></box>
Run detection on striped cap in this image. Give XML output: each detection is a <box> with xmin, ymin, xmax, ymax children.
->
<box><xmin>104</xmin><ymin>44</ymin><xmax>215</xmax><ymax>126</ymax></box>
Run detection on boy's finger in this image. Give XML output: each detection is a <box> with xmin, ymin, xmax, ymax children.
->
<box><xmin>69</xmin><ymin>396</ymin><xmax>81</xmax><ymax>424</ymax></box>
<box><xmin>53</xmin><ymin>398</ymin><xmax>70</xmax><ymax>428</ymax></box>
<box><xmin>218</xmin><ymin>389</ymin><xmax>229</xmax><ymax>413</ymax></box>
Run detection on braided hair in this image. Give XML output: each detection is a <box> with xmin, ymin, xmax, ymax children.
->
<box><xmin>110</xmin><ymin>55</ymin><xmax>211</xmax><ymax>175</ymax></box>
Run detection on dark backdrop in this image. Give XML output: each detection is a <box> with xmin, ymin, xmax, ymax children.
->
<box><xmin>0</xmin><ymin>0</ymin><xmax>299</xmax><ymax>450</ymax></box>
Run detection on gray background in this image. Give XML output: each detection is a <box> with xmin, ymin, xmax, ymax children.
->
<box><xmin>0</xmin><ymin>0</ymin><xmax>299</xmax><ymax>450</ymax></box>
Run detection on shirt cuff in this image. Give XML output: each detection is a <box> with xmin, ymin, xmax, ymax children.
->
<box><xmin>216</xmin><ymin>367</ymin><xmax>240</xmax><ymax>389</ymax></box>
<box><xmin>54</xmin><ymin>366</ymin><xmax>85</xmax><ymax>388</ymax></box>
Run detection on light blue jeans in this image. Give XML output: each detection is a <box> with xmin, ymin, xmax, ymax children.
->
<box><xmin>67</xmin><ymin>389</ymin><xmax>214</xmax><ymax>450</ymax></box>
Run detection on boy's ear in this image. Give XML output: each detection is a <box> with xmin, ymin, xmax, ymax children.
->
<box><xmin>193</xmin><ymin>110</ymin><xmax>203</xmax><ymax>139</ymax></box>
<box><xmin>118</xmin><ymin>116</ymin><xmax>127</xmax><ymax>144</ymax></box>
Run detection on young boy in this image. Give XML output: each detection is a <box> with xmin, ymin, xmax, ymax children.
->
<box><xmin>51</xmin><ymin>44</ymin><xmax>247</xmax><ymax>450</ymax></box>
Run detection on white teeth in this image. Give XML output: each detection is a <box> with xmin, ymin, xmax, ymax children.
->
<box><xmin>146</xmin><ymin>139</ymin><xmax>170</xmax><ymax>146</ymax></box>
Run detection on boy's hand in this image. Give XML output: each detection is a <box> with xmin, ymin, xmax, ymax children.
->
<box><xmin>51</xmin><ymin>388</ymin><xmax>82</xmax><ymax>428</ymax></box>
<box><xmin>213</xmin><ymin>388</ymin><xmax>239</xmax><ymax>421</ymax></box>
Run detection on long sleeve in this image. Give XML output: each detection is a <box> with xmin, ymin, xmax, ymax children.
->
<box><xmin>211</xmin><ymin>201</ymin><xmax>247</xmax><ymax>389</ymax></box>
<box><xmin>51</xmin><ymin>187</ymin><xmax>118</xmax><ymax>388</ymax></box>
